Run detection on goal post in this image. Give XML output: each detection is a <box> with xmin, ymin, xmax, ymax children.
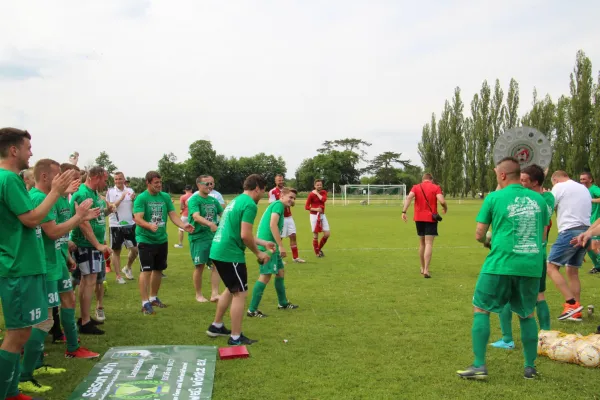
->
<box><xmin>342</xmin><ymin>184</ymin><xmax>407</xmax><ymax>206</ymax></box>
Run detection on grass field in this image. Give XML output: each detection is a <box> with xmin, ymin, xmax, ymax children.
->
<box><xmin>20</xmin><ymin>199</ymin><xmax>600</xmax><ymax>399</ymax></box>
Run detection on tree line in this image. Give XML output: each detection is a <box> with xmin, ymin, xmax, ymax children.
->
<box><xmin>418</xmin><ymin>49</ymin><xmax>600</xmax><ymax>197</ymax></box>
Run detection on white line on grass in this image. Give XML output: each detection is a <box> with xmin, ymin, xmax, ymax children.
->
<box><xmin>301</xmin><ymin>245</ymin><xmax>479</xmax><ymax>252</ymax></box>
<box><xmin>394</xmin><ymin>309</ymin><xmax>401</xmax><ymax>320</ymax></box>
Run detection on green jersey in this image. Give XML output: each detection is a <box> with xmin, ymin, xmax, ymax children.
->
<box><xmin>210</xmin><ymin>194</ymin><xmax>258</xmax><ymax>263</ymax></box>
<box><xmin>256</xmin><ymin>200</ymin><xmax>285</xmax><ymax>251</ymax></box>
<box><xmin>70</xmin><ymin>184</ymin><xmax>106</xmax><ymax>247</ymax></box>
<box><xmin>133</xmin><ymin>190</ymin><xmax>175</xmax><ymax>244</ymax></box>
<box><xmin>541</xmin><ymin>191</ymin><xmax>555</xmax><ymax>246</ymax></box>
<box><xmin>29</xmin><ymin>188</ymin><xmax>62</xmax><ymax>281</ymax></box>
<box><xmin>56</xmin><ymin>196</ymin><xmax>72</xmax><ymax>262</ymax></box>
<box><xmin>187</xmin><ymin>194</ymin><xmax>223</xmax><ymax>242</ymax></box>
<box><xmin>0</xmin><ymin>169</ymin><xmax>46</xmax><ymax>278</ymax></box>
<box><xmin>476</xmin><ymin>184</ymin><xmax>549</xmax><ymax>278</ymax></box>
<box><xmin>588</xmin><ymin>184</ymin><xmax>600</xmax><ymax>224</ymax></box>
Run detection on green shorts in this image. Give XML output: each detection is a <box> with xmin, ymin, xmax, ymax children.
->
<box><xmin>58</xmin><ymin>264</ymin><xmax>73</xmax><ymax>294</ymax></box>
<box><xmin>46</xmin><ymin>280</ymin><xmax>60</xmax><ymax>308</ymax></box>
<box><xmin>0</xmin><ymin>275</ymin><xmax>49</xmax><ymax>329</ymax></box>
<box><xmin>473</xmin><ymin>273</ymin><xmax>540</xmax><ymax>318</ymax></box>
<box><xmin>258</xmin><ymin>251</ymin><xmax>285</xmax><ymax>275</ymax></box>
<box><xmin>190</xmin><ymin>239</ymin><xmax>212</xmax><ymax>266</ymax></box>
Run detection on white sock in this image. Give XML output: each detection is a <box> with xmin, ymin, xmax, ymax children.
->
<box><xmin>230</xmin><ymin>334</ymin><xmax>240</xmax><ymax>340</ymax></box>
<box><xmin>149</xmin><ymin>296</ymin><xmax>157</xmax><ymax>302</ymax></box>
<box><xmin>212</xmin><ymin>322</ymin><xmax>223</xmax><ymax>328</ymax></box>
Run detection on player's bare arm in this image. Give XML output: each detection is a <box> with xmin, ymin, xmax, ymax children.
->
<box><xmin>18</xmin><ymin>169</ymin><xmax>77</xmax><ymax>228</ymax></box>
<box><xmin>80</xmin><ymin>220</ymin><xmax>110</xmax><ymax>253</ymax></box>
<box><xmin>134</xmin><ymin>212</ymin><xmax>157</xmax><ymax>232</ymax></box>
<box><xmin>169</xmin><ymin>210</ymin><xmax>194</xmax><ymax>232</ymax></box>
<box><xmin>40</xmin><ymin>199</ymin><xmax>98</xmax><ymax>239</ymax></box>
<box><xmin>437</xmin><ymin>193</ymin><xmax>448</xmax><ymax>213</ymax></box>
<box><xmin>191</xmin><ymin>211</ymin><xmax>218</xmax><ymax>232</ymax></box>
<box><xmin>402</xmin><ymin>192</ymin><xmax>415</xmax><ymax>222</ymax></box>
<box><xmin>475</xmin><ymin>223</ymin><xmax>490</xmax><ymax>243</ymax></box>
<box><xmin>270</xmin><ymin>213</ymin><xmax>286</xmax><ymax>257</ymax></box>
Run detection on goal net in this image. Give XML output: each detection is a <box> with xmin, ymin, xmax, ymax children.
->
<box><xmin>342</xmin><ymin>184</ymin><xmax>406</xmax><ymax>206</ymax></box>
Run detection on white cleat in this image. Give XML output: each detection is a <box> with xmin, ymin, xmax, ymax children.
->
<box><xmin>293</xmin><ymin>258</ymin><xmax>306</xmax><ymax>263</ymax></box>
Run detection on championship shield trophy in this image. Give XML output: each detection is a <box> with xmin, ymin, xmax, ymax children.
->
<box><xmin>68</xmin><ymin>151</ymin><xmax>80</xmax><ymax>166</ymax></box>
<box><xmin>493</xmin><ymin>126</ymin><xmax>552</xmax><ymax>169</ymax></box>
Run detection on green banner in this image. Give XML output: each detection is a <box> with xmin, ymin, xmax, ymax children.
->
<box><xmin>68</xmin><ymin>345</ymin><xmax>217</xmax><ymax>400</ymax></box>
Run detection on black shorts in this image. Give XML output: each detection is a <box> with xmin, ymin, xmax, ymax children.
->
<box><xmin>211</xmin><ymin>259</ymin><xmax>248</xmax><ymax>293</ymax></box>
<box><xmin>110</xmin><ymin>226</ymin><xmax>137</xmax><ymax>250</ymax></box>
<box><xmin>138</xmin><ymin>242</ymin><xmax>168</xmax><ymax>272</ymax></box>
<box><xmin>415</xmin><ymin>221</ymin><xmax>438</xmax><ymax>237</ymax></box>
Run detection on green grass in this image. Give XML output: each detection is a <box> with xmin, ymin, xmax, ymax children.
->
<box><xmin>27</xmin><ymin>200</ymin><xmax>600</xmax><ymax>399</ymax></box>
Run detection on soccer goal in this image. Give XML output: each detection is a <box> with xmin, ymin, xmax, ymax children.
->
<box><xmin>342</xmin><ymin>184</ymin><xmax>407</xmax><ymax>206</ymax></box>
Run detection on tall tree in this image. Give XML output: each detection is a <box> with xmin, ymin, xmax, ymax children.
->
<box><xmin>367</xmin><ymin>151</ymin><xmax>412</xmax><ymax>184</ymax></box>
<box><xmin>568</xmin><ymin>50</ymin><xmax>594</xmax><ymax>176</ymax></box>
<box><xmin>477</xmin><ymin>81</ymin><xmax>491</xmax><ymax>192</ymax></box>
<box><xmin>549</xmin><ymin>96</ymin><xmax>571</xmax><ymax>176</ymax></box>
<box><xmin>463</xmin><ymin>117</ymin><xmax>477</xmax><ymax>197</ymax></box>
<box><xmin>95</xmin><ymin>151</ymin><xmax>118</xmax><ymax>186</ymax></box>
<box><xmin>418</xmin><ymin>114</ymin><xmax>438</xmax><ymax>178</ymax></box>
<box><xmin>487</xmin><ymin>79</ymin><xmax>505</xmax><ymax>187</ymax></box>
<box><xmin>503</xmin><ymin>78</ymin><xmax>520</xmax><ymax>130</ymax></box>
<box><xmin>446</xmin><ymin>87</ymin><xmax>465</xmax><ymax>196</ymax></box>
<box><xmin>183</xmin><ymin>140</ymin><xmax>218</xmax><ymax>183</ymax></box>
<box><xmin>436</xmin><ymin>101</ymin><xmax>451</xmax><ymax>190</ymax></box>
<box><xmin>591</xmin><ymin>72</ymin><xmax>600</xmax><ymax>182</ymax></box>
<box><xmin>158</xmin><ymin>152</ymin><xmax>185</xmax><ymax>193</ymax></box>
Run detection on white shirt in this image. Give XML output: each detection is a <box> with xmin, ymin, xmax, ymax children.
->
<box><xmin>209</xmin><ymin>190</ymin><xmax>225</xmax><ymax>206</ymax></box>
<box><xmin>106</xmin><ymin>186</ymin><xmax>135</xmax><ymax>227</ymax></box>
<box><xmin>552</xmin><ymin>179</ymin><xmax>592</xmax><ymax>232</ymax></box>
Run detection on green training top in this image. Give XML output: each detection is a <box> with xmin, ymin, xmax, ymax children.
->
<box><xmin>187</xmin><ymin>194</ymin><xmax>223</xmax><ymax>243</ymax></box>
<box><xmin>133</xmin><ymin>190</ymin><xmax>175</xmax><ymax>244</ymax></box>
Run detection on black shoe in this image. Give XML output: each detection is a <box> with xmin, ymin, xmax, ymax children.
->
<box><xmin>228</xmin><ymin>333</ymin><xmax>257</xmax><ymax>346</ymax></box>
<box><xmin>524</xmin><ymin>366</ymin><xmax>537</xmax><ymax>379</ymax></box>
<box><xmin>206</xmin><ymin>324</ymin><xmax>232</xmax><ymax>338</ymax></box>
<box><xmin>590</xmin><ymin>268</ymin><xmax>600</xmax><ymax>274</ymax></box>
<box><xmin>319</xmin><ymin>250</ymin><xmax>325</xmax><ymax>257</ymax></box>
<box><xmin>247</xmin><ymin>310</ymin><xmax>268</xmax><ymax>318</ymax></box>
<box><xmin>278</xmin><ymin>303</ymin><xmax>299</xmax><ymax>310</ymax></box>
<box><xmin>78</xmin><ymin>317</ymin><xmax>103</xmax><ymax>326</ymax></box>
<box><xmin>79</xmin><ymin>321</ymin><xmax>105</xmax><ymax>335</ymax></box>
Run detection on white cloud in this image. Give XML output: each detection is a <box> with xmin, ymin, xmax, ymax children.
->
<box><xmin>1</xmin><ymin>0</ymin><xmax>599</xmax><ymax>178</ymax></box>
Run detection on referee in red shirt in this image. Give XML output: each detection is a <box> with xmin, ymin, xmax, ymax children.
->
<box><xmin>402</xmin><ymin>173</ymin><xmax>447</xmax><ymax>278</ymax></box>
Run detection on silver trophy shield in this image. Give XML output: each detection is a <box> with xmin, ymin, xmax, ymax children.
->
<box><xmin>493</xmin><ymin>126</ymin><xmax>552</xmax><ymax>169</ymax></box>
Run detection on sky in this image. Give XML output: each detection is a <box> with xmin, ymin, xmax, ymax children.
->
<box><xmin>1</xmin><ymin>0</ymin><xmax>599</xmax><ymax>178</ymax></box>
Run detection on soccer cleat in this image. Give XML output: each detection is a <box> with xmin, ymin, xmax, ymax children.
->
<box><xmin>116</xmin><ymin>276</ymin><xmax>127</xmax><ymax>284</ymax></box>
<box><xmin>65</xmin><ymin>347</ymin><xmax>100</xmax><ymax>359</ymax></box>
<box><xmin>151</xmin><ymin>298</ymin><xmax>167</xmax><ymax>308</ymax></box>
<box><xmin>123</xmin><ymin>268</ymin><xmax>134</xmax><ymax>280</ymax></box>
<box><xmin>567</xmin><ymin>312</ymin><xmax>583</xmax><ymax>322</ymax></box>
<box><xmin>247</xmin><ymin>310</ymin><xmax>268</xmax><ymax>318</ymax></box>
<box><xmin>142</xmin><ymin>303</ymin><xmax>156</xmax><ymax>315</ymax></box>
<box><xmin>228</xmin><ymin>334</ymin><xmax>257</xmax><ymax>346</ymax></box>
<box><xmin>95</xmin><ymin>308</ymin><xmax>106</xmax><ymax>322</ymax></box>
<box><xmin>524</xmin><ymin>366</ymin><xmax>538</xmax><ymax>379</ymax></box>
<box><xmin>206</xmin><ymin>324</ymin><xmax>232</xmax><ymax>338</ymax></box>
<box><xmin>590</xmin><ymin>268</ymin><xmax>600</xmax><ymax>274</ymax></box>
<box><xmin>33</xmin><ymin>365</ymin><xmax>66</xmax><ymax>376</ymax></box>
<box><xmin>173</xmin><ymin>244</ymin><xmax>183</xmax><ymax>248</ymax></box>
<box><xmin>456</xmin><ymin>365</ymin><xmax>488</xmax><ymax>380</ymax></box>
<box><xmin>557</xmin><ymin>302</ymin><xmax>583</xmax><ymax>320</ymax></box>
<box><xmin>79</xmin><ymin>322</ymin><xmax>105</xmax><ymax>335</ymax></box>
<box><xmin>278</xmin><ymin>303</ymin><xmax>299</xmax><ymax>310</ymax></box>
<box><xmin>52</xmin><ymin>333</ymin><xmax>66</xmax><ymax>344</ymax></box>
<box><xmin>293</xmin><ymin>258</ymin><xmax>306</xmax><ymax>263</ymax></box>
<box><xmin>490</xmin><ymin>339</ymin><xmax>515</xmax><ymax>349</ymax></box>
<box><xmin>319</xmin><ymin>250</ymin><xmax>325</xmax><ymax>257</ymax></box>
<box><xmin>78</xmin><ymin>317</ymin><xmax>103</xmax><ymax>326</ymax></box>
<box><xmin>18</xmin><ymin>379</ymin><xmax>52</xmax><ymax>394</ymax></box>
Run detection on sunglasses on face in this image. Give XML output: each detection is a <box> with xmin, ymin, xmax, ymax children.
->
<box><xmin>199</xmin><ymin>182</ymin><xmax>214</xmax><ymax>186</ymax></box>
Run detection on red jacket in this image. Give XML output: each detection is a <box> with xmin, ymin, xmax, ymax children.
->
<box><xmin>305</xmin><ymin>190</ymin><xmax>327</xmax><ymax>215</ymax></box>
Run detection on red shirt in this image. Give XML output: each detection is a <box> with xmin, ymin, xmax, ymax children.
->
<box><xmin>410</xmin><ymin>181</ymin><xmax>442</xmax><ymax>222</ymax></box>
<box><xmin>305</xmin><ymin>190</ymin><xmax>327</xmax><ymax>215</ymax></box>
<box><xmin>268</xmin><ymin>187</ymin><xmax>292</xmax><ymax>217</ymax></box>
<box><xmin>180</xmin><ymin>192</ymin><xmax>193</xmax><ymax>217</ymax></box>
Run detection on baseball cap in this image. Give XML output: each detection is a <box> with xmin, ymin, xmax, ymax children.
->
<box><xmin>185</xmin><ymin>185</ymin><xmax>193</xmax><ymax>191</ymax></box>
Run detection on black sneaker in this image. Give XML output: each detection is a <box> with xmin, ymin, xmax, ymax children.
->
<box><xmin>206</xmin><ymin>324</ymin><xmax>232</xmax><ymax>338</ymax></box>
<box><xmin>79</xmin><ymin>321</ymin><xmax>105</xmax><ymax>335</ymax></box>
<box><xmin>228</xmin><ymin>333</ymin><xmax>257</xmax><ymax>346</ymax></box>
<box><xmin>151</xmin><ymin>298</ymin><xmax>167</xmax><ymax>308</ymax></box>
<box><xmin>319</xmin><ymin>250</ymin><xmax>325</xmax><ymax>257</ymax></box>
<box><xmin>78</xmin><ymin>317</ymin><xmax>103</xmax><ymax>326</ymax></box>
<box><xmin>590</xmin><ymin>268</ymin><xmax>600</xmax><ymax>274</ymax></box>
<box><xmin>524</xmin><ymin>366</ymin><xmax>537</xmax><ymax>379</ymax></box>
<box><xmin>247</xmin><ymin>310</ymin><xmax>268</xmax><ymax>318</ymax></box>
<box><xmin>278</xmin><ymin>303</ymin><xmax>299</xmax><ymax>310</ymax></box>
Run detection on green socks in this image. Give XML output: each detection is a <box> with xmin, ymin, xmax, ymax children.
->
<box><xmin>499</xmin><ymin>304</ymin><xmax>513</xmax><ymax>343</ymax></box>
<box><xmin>536</xmin><ymin>300</ymin><xmax>551</xmax><ymax>331</ymax></box>
<box><xmin>587</xmin><ymin>250</ymin><xmax>599</xmax><ymax>268</ymax></box>
<box><xmin>472</xmin><ymin>312</ymin><xmax>490</xmax><ymax>368</ymax></box>
<box><xmin>20</xmin><ymin>328</ymin><xmax>47</xmax><ymax>381</ymax></box>
<box><xmin>0</xmin><ymin>349</ymin><xmax>20</xmax><ymax>399</ymax></box>
<box><xmin>249</xmin><ymin>281</ymin><xmax>267</xmax><ymax>313</ymax></box>
<box><xmin>519</xmin><ymin>317</ymin><xmax>538</xmax><ymax>368</ymax></box>
<box><xmin>274</xmin><ymin>277</ymin><xmax>288</xmax><ymax>306</ymax></box>
<box><xmin>61</xmin><ymin>307</ymin><xmax>79</xmax><ymax>352</ymax></box>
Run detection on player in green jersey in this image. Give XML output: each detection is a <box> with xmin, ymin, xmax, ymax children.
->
<box><xmin>206</xmin><ymin>174</ymin><xmax>275</xmax><ymax>346</ymax></box>
<box><xmin>18</xmin><ymin>159</ymin><xmax>99</xmax><ymax>394</ymax></box>
<box><xmin>248</xmin><ymin>187</ymin><xmax>299</xmax><ymax>317</ymax></box>
<box><xmin>187</xmin><ymin>175</ymin><xmax>224</xmax><ymax>303</ymax></box>
<box><xmin>0</xmin><ymin>127</ymin><xmax>76</xmax><ymax>400</ymax></box>
<box><xmin>490</xmin><ymin>164</ymin><xmax>555</xmax><ymax>350</ymax></box>
<box><xmin>579</xmin><ymin>172</ymin><xmax>600</xmax><ymax>274</ymax></box>
<box><xmin>134</xmin><ymin>171</ymin><xmax>193</xmax><ymax>315</ymax></box>
<box><xmin>457</xmin><ymin>157</ymin><xmax>549</xmax><ymax>380</ymax></box>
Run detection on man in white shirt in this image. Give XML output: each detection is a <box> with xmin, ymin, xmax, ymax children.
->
<box><xmin>106</xmin><ymin>171</ymin><xmax>138</xmax><ymax>283</ymax></box>
<box><xmin>207</xmin><ymin>176</ymin><xmax>226</xmax><ymax>208</ymax></box>
<box><xmin>546</xmin><ymin>170</ymin><xmax>591</xmax><ymax>322</ymax></box>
